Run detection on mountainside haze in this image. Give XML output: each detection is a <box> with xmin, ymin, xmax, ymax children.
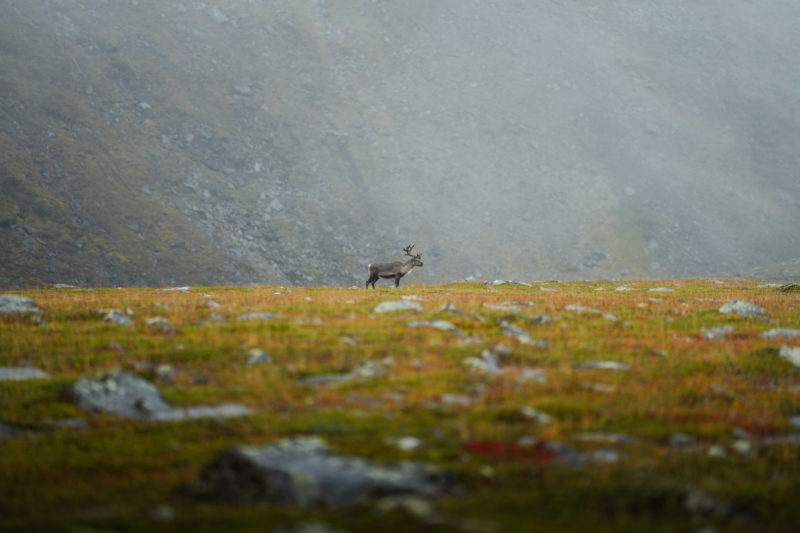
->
<box><xmin>2</xmin><ymin>0</ymin><xmax>799</xmax><ymax>288</ymax></box>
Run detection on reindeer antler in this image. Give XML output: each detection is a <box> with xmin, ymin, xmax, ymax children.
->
<box><xmin>403</xmin><ymin>243</ymin><xmax>422</xmax><ymax>259</ymax></box>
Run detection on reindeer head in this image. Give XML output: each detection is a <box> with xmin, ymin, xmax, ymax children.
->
<box><xmin>403</xmin><ymin>244</ymin><xmax>423</xmax><ymax>267</ymax></box>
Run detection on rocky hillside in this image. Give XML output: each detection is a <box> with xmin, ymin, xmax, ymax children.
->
<box><xmin>2</xmin><ymin>1</ymin><xmax>799</xmax><ymax>288</ymax></box>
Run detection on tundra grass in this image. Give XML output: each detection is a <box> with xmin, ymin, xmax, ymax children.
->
<box><xmin>1</xmin><ymin>279</ymin><xmax>799</xmax><ymax>531</ymax></box>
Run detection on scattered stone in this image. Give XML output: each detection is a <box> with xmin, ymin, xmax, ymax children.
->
<box><xmin>247</xmin><ymin>349</ymin><xmax>272</xmax><ymax>365</ymax></box>
<box><xmin>0</xmin><ymin>294</ymin><xmax>40</xmax><ymax>314</ymax></box>
<box><xmin>0</xmin><ymin>367</ymin><xmax>49</xmax><ymax>380</ymax></box>
<box><xmin>701</xmin><ymin>325</ymin><xmax>734</xmax><ymax>339</ymax></box>
<box><xmin>374</xmin><ymin>495</ymin><xmax>440</xmax><ymax>522</ymax></box>
<box><xmin>464</xmin><ymin>349</ymin><xmax>503</xmax><ymax>375</ymax></box>
<box><xmin>583</xmin><ymin>383</ymin><xmax>616</xmax><ymax>393</ymax></box>
<box><xmin>614</xmin><ymin>285</ymin><xmax>634</xmax><ymax>291</ymax></box>
<box><xmin>148</xmin><ymin>505</ymin><xmax>176</xmax><ymax>522</ymax></box>
<box><xmin>394</xmin><ymin>436</ymin><xmax>422</xmax><ymax>451</ymax></box>
<box><xmin>707</xmin><ymin>445</ymin><xmax>727</xmax><ymax>457</ymax></box>
<box><xmin>156</xmin><ymin>286</ymin><xmax>191</xmax><ymax>293</ymax></box>
<box><xmin>517</xmin><ymin>368</ymin><xmax>547</xmax><ymax>383</ymax></box>
<box><xmin>145</xmin><ymin>317</ymin><xmax>173</xmax><ymax>333</ymax></box>
<box><xmin>789</xmin><ymin>416</ymin><xmax>800</xmax><ymax>431</ymax></box>
<box><xmin>518</xmin><ymin>407</ymin><xmax>553</xmax><ymax>425</ymax></box>
<box><xmin>761</xmin><ymin>328</ymin><xmax>800</xmax><ymax>340</ymax></box>
<box><xmin>684</xmin><ymin>489</ymin><xmax>721</xmax><ymax>517</ymax></box>
<box><xmin>374</xmin><ymin>301</ymin><xmax>422</xmax><ymax>313</ymax></box>
<box><xmin>779</xmin><ymin>283</ymin><xmax>800</xmax><ymax>293</ymax></box>
<box><xmin>486</xmin><ymin>280</ymin><xmax>532</xmax><ymax>287</ymax></box>
<box><xmin>440</xmin><ymin>393</ymin><xmax>471</xmax><ymax>406</ymax></box>
<box><xmin>648</xmin><ymin>287</ymin><xmax>674</xmax><ymax>292</ymax></box>
<box><xmin>778</xmin><ymin>345</ymin><xmax>800</xmax><ymax>367</ymax></box>
<box><xmin>409</xmin><ymin>320</ymin><xmax>460</xmax><ymax>334</ymax></box>
<box><xmin>195</xmin><ymin>437</ymin><xmax>450</xmax><ymax>508</ymax></box>
<box><xmin>104</xmin><ymin>310</ymin><xmax>133</xmax><ymax>326</ymax></box>
<box><xmin>68</xmin><ymin>372</ymin><xmax>251</xmax><ymax>421</ymax></box>
<box><xmin>500</xmin><ymin>321</ymin><xmax>532</xmax><ymax>344</ymax></box>
<box><xmin>238</xmin><ymin>312</ymin><xmax>275</xmax><ymax>321</ymax></box>
<box><xmin>732</xmin><ymin>439</ymin><xmax>753</xmax><ymax>455</ymax></box>
<box><xmin>719</xmin><ymin>300</ymin><xmax>768</xmax><ymax>318</ymax></box>
<box><xmin>668</xmin><ymin>433</ymin><xmax>695</xmax><ymax>448</ymax></box>
<box><xmin>299</xmin><ymin>361</ymin><xmax>386</xmax><ymax>386</ymax></box>
<box><xmin>589</xmin><ymin>449</ymin><xmax>621</xmax><ymax>464</ymax></box>
<box><xmin>150</xmin><ymin>404</ymin><xmax>252</xmax><ymax>421</ymax></box>
<box><xmin>575</xmin><ymin>361</ymin><xmax>629</xmax><ymax>371</ymax></box>
<box><xmin>565</xmin><ymin>304</ymin><xmax>618</xmax><ymax>321</ymax></box>
<box><xmin>439</xmin><ymin>303</ymin><xmax>486</xmax><ymax>323</ymax></box>
<box><xmin>574</xmin><ymin>432</ymin><xmax>634</xmax><ymax>444</ymax></box>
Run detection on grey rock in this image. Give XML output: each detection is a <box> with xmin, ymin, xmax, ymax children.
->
<box><xmin>500</xmin><ymin>321</ymin><xmax>532</xmax><ymax>344</ymax></box>
<box><xmin>518</xmin><ymin>406</ymin><xmax>553</xmax><ymax>424</ymax></box>
<box><xmin>197</xmin><ymin>437</ymin><xmax>450</xmax><ymax>508</ymax></box>
<box><xmin>104</xmin><ymin>311</ymin><xmax>133</xmax><ymax>326</ymax></box>
<box><xmin>239</xmin><ymin>312</ymin><xmax>275</xmax><ymax>321</ymax></box>
<box><xmin>0</xmin><ymin>294</ymin><xmax>40</xmax><ymax>314</ymax></box>
<box><xmin>247</xmin><ymin>349</ymin><xmax>272</xmax><ymax>365</ymax></box>
<box><xmin>69</xmin><ymin>372</ymin><xmax>171</xmax><ymax>418</ymax></box>
<box><xmin>0</xmin><ymin>367</ymin><xmax>49</xmax><ymax>380</ymax></box>
<box><xmin>409</xmin><ymin>319</ymin><xmax>460</xmax><ymax>334</ymax></box>
<box><xmin>299</xmin><ymin>361</ymin><xmax>386</xmax><ymax>386</ymax></box>
<box><xmin>517</xmin><ymin>368</ymin><xmax>547</xmax><ymax>383</ymax></box>
<box><xmin>464</xmin><ymin>349</ymin><xmax>503</xmax><ymax>375</ymax></box>
<box><xmin>575</xmin><ymin>361</ymin><xmax>629</xmax><ymax>371</ymax></box>
<box><xmin>565</xmin><ymin>304</ymin><xmax>618</xmax><ymax>321</ymax></box>
<box><xmin>778</xmin><ymin>345</ymin><xmax>800</xmax><ymax>367</ymax></box>
<box><xmin>590</xmin><ymin>449</ymin><xmax>621</xmax><ymax>464</ymax></box>
<box><xmin>374</xmin><ymin>301</ymin><xmax>422</xmax><ymax>313</ymax></box>
<box><xmin>761</xmin><ymin>328</ymin><xmax>800</xmax><ymax>340</ymax></box>
<box><xmin>69</xmin><ymin>372</ymin><xmax>251</xmax><ymax>421</ymax></box>
<box><xmin>719</xmin><ymin>300</ymin><xmax>768</xmax><ymax>318</ymax></box>
<box><xmin>701</xmin><ymin>325</ymin><xmax>734</xmax><ymax>339</ymax></box>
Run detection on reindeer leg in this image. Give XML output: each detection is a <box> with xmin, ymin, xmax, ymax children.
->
<box><xmin>395</xmin><ymin>276</ymin><xmax>401</xmax><ymax>288</ymax></box>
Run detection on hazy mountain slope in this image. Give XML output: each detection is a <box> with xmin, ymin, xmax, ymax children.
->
<box><xmin>1</xmin><ymin>1</ymin><xmax>799</xmax><ymax>288</ymax></box>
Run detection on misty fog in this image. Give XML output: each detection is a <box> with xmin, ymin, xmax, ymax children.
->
<box><xmin>1</xmin><ymin>0</ymin><xmax>799</xmax><ymax>287</ymax></box>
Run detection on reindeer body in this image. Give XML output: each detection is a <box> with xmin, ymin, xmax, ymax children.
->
<box><xmin>366</xmin><ymin>244</ymin><xmax>423</xmax><ymax>288</ymax></box>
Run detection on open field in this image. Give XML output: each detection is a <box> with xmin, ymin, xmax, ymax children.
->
<box><xmin>1</xmin><ymin>280</ymin><xmax>800</xmax><ymax>531</ymax></box>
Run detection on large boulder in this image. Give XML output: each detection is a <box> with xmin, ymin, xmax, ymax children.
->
<box><xmin>197</xmin><ymin>437</ymin><xmax>450</xmax><ymax>508</ymax></box>
<box><xmin>0</xmin><ymin>295</ymin><xmax>40</xmax><ymax>315</ymax></box>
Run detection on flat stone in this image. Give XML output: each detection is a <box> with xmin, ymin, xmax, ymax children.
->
<box><xmin>575</xmin><ymin>361</ymin><xmax>629</xmax><ymax>371</ymax></box>
<box><xmin>0</xmin><ymin>294</ymin><xmax>40</xmax><ymax>314</ymax></box>
<box><xmin>761</xmin><ymin>328</ymin><xmax>800</xmax><ymax>340</ymax></box>
<box><xmin>374</xmin><ymin>301</ymin><xmax>422</xmax><ymax>313</ymax></box>
<box><xmin>408</xmin><ymin>320</ymin><xmax>459</xmax><ymax>333</ymax></box>
<box><xmin>701</xmin><ymin>325</ymin><xmax>734</xmax><ymax>339</ymax></box>
<box><xmin>719</xmin><ymin>300</ymin><xmax>768</xmax><ymax>318</ymax></box>
<box><xmin>0</xmin><ymin>367</ymin><xmax>49</xmax><ymax>380</ymax></box>
<box><xmin>196</xmin><ymin>437</ymin><xmax>450</xmax><ymax>508</ymax></box>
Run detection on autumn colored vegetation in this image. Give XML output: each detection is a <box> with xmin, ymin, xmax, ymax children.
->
<box><xmin>1</xmin><ymin>279</ymin><xmax>799</xmax><ymax>531</ymax></box>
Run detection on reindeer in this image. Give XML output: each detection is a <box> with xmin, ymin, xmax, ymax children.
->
<box><xmin>366</xmin><ymin>244</ymin><xmax>423</xmax><ymax>288</ymax></box>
